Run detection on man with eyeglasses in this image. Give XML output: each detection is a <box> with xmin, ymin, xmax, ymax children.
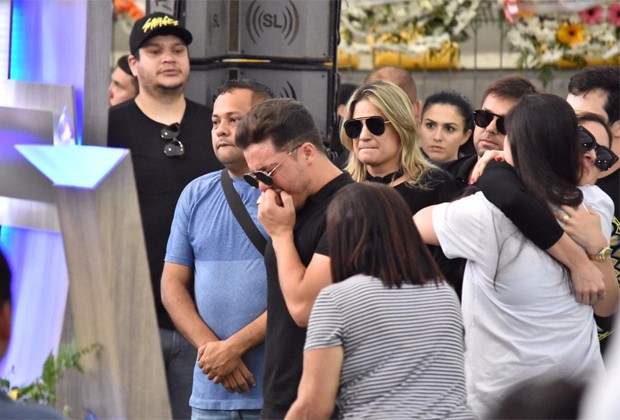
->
<box><xmin>107</xmin><ymin>12</ymin><xmax>222</xmax><ymax>419</ymax></box>
<box><xmin>235</xmin><ymin>98</ymin><xmax>353</xmax><ymax>419</ymax></box>
<box><xmin>162</xmin><ymin>80</ymin><xmax>273</xmax><ymax>420</ymax></box>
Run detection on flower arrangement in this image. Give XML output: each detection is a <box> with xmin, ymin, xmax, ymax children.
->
<box><xmin>340</xmin><ymin>0</ymin><xmax>486</xmax><ymax>56</ymax></box>
<box><xmin>506</xmin><ymin>2</ymin><xmax>620</xmax><ymax>71</ymax></box>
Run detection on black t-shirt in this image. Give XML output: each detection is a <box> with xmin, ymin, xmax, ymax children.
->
<box><xmin>442</xmin><ymin>153</ymin><xmax>477</xmax><ymax>190</ymax></box>
<box><xmin>391</xmin><ymin>169</ymin><xmax>465</xmax><ymax>297</ymax></box>
<box><xmin>393</xmin><ymin>168</ymin><xmax>459</xmax><ymax>214</ymax></box>
<box><xmin>262</xmin><ymin>172</ymin><xmax>353</xmax><ymax>419</ymax></box>
<box><xmin>107</xmin><ymin>99</ymin><xmax>222</xmax><ymax>330</ymax></box>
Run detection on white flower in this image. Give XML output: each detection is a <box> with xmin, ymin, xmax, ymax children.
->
<box><xmin>505</xmin><ymin>3</ymin><xmax>619</xmax><ymax>70</ymax></box>
<box><xmin>340</xmin><ymin>0</ymin><xmax>487</xmax><ymax>55</ymax></box>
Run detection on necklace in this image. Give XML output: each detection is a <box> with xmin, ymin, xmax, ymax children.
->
<box><xmin>365</xmin><ymin>169</ymin><xmax>404</xmax><ymax>187</ymax></box>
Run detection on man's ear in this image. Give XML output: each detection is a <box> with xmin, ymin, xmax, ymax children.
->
<box><xmin>0</xmin><ymin>301</ymin><xmax>11</xmax><ymax>360</ymax></box>
<box><xmin>611</xmin><ymin>120</ymin><xmax>620</xmax><ymax>151</ymax></box>
<box><xmin>414</xmin><ymin>100</ymin><xmax>422</xmax><ymax>123</ymax></box>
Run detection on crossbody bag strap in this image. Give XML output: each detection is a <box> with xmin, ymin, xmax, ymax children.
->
<box><xmin>220</xmin><ymin>169</ymin><xmax>267</xmax><ymax>255</ymax></box>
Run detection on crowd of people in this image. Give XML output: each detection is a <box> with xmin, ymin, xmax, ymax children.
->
<box><xmin>111</xmin><ymin>11</ymin><xmax>619</xmax><ymax>420</ymax></box>
<box><xmin>2</xmin><ymin>11</ymin><xmax>618</xmax><ymax>420</ymax></box>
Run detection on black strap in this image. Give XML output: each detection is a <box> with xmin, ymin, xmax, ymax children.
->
<box><xmin>220</xmin><ymin>169</ymin><xmax>266</xmax><ymax>255</ymax></box>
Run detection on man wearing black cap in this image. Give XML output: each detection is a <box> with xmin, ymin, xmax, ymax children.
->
<box><xmin>107</xmin><ymin>12</ymin><xmax>221</xmax><ymax>419</ymax></box>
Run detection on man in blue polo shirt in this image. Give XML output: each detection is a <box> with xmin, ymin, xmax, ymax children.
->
<box><xmin>162</xmin><ymin>80</ymin><xmax>273</xmax><ymax>419</ymax></box>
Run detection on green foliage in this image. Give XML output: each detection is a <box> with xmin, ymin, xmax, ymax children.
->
<box><xmin>1</xmin><ymin>339</ymin><xmax>101</xmax><ymax>411</ymax></box>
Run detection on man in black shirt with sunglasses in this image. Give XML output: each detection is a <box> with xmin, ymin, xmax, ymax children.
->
<box><xmin>236</xmin><ymin>98</ymin><xmax>353</xmax><ymax>418</ymax></box>
<box><xmin>444</xmin><ymin>75</ymin><xmax>537</xmax><ymax>188</ymax></box>
<box><xmin>107</xmin><ymin>12</ymin><xmax>221</xmax><ymax>419</ymax></box>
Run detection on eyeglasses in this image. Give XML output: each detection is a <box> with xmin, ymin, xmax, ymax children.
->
<box><xmin>473</xmin><ymin>109</ymin><xmax>506</xmax><ymax>135</ymax></box>
<box><xmin>343</xmin><ymin>116</ymin><xmax>392</xmax><ymax>138</ymax></box>
<box><xmin>578</xmin><ymin>125</ymin><xmax>619</xmax><ymax>171</ymax></box>
<box><xmin>161</xmin><ymin>123</ymin><xmax>184</xmax><ymax>157</ymax></box>
<box><xmin>243</xmin><ymin>145</ymin><xmax>301</xmax><ymax>188</ymax></box>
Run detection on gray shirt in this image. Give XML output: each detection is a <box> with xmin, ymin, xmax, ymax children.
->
<box><xmin>305</xmin><ymin>274</ymin><xmax>475</xmax><ymax>419</ymax></box>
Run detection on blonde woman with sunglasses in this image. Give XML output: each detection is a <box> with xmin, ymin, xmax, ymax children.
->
<box><xmin>340</xmin><ymin>80</ymin><xmax>463</xmax><ymax>295</ymax></box>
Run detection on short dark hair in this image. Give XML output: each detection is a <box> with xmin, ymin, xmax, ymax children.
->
<box><xmin>117</xmin><ymin>55</ymin><xmax>132</xmax><ymax>76</ymax></box>
<box><xmin>568</xmin><ymin>66</ymin><xmax>620</xmax><ymax>125</ymax></box>
<box><xmin>215</xmin><ymin>79</ymin><xmax>274</xmax><ymax>106</ymax></box>
<box><xmin>422</xmin><ymin>90</ymin><xmax>474</xmax><ymax>134</ymax></box>
<box><xmin>116</xmin><ymin>55</ymin><xmax>139</xmax><ymax>92</ymax></box>
<box><xmin>327</xmin><ymin>183</ymin><xmax>443</xmax><ymax>288</ymax></box>
<box><xmin>482</xmin><ymin>75</ymin><xmax>538</xmax><ymax>104</ymax></box>
<box><xmin>235</xmin><ymin>98</ymin><xmax>325</xmax><ymax>153</ymax></box>
<box><xmin>0</xmin><ymin>250</ymin><xmax>11</xmax><ymax>304</ymax></box>
<box><xmin>506</xmin><ymin>93</ymin><xmax>582</xmax><ymax>209</ymax></box>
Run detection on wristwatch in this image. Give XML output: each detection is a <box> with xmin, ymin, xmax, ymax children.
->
<box><xmin>588</xmin><ymin>246</ymin><xmax>612</xmax><ymax>262</ymax></box>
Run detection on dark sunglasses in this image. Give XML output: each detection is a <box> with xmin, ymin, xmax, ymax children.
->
<box><xmin>473</xmin><ymin>109</ymin><xmax>506</xmax><ymax>135</ymax></box>
<box><xmin>243</xmin><ymin>145</ymin><xmax>301</xmax><ymax>188</ymax></box>
<box><xmin>343</xmin><ymin>116</ymin><xmax>392</xmax><ymax>138</ymax></box>
<box><xmin>578</xmin><ymin>125</ymin><xmax>619</xmax><ymax>171</ymax></box>
<box><xmin>161</xmin><ymin>123</ymin><xmax>184</xmax><ymax>157</ymax></box>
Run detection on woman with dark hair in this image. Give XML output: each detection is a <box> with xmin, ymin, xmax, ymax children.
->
<box><xmin>286</xmin><ymin>183</ymin><xmax>474</xmax><ymax>419</ymax></box>
<box><xmin>414</xmin><ymin>94</ymin><xmax>617</xmax><ymax>418</ymax></box>
<box><xmin>420</xmin><ymin>90</ymin><xmax>474</xmax><ymax>163</ymax></box>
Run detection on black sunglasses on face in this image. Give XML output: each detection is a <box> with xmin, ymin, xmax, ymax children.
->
<box><xmin>473</xmin><ymin>109</ymin><xmax>506</xmax><ymax>135</ymax></box>
<box><xmin>578</xmin><ymin>125</ymin><xmax>619</xmax><ymax>171</ymax></box>
<box><xmin>161</xmin><ymin>123</ymin><xmax>184</xmax><ymax>157</ymax></box>
<box><xmin>243</xmin><ymin>145</ymin><xmax>301</xmax><ymax>188</ymax></box>
<box><xmin>343</xmin><ymin>116</ymin><xmax>392</xmax><ymax>138</ymax></box>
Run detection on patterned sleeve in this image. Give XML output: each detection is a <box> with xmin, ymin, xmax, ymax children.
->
<box><xmin>305</xmin><ymin>288</ymin><xmax>344</xmax><ymax>351</ymax></box>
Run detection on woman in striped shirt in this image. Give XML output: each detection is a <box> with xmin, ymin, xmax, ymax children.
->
<box><xmin>286</xmin><ymin>183</ymin><xmax>475</xmax><ymax>419</ymax></box>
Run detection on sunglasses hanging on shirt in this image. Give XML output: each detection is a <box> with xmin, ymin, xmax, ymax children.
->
<box><xmin>161</xmin><ymin>123</ymin><xmax>184</xmax><ymax>157</ymax></box>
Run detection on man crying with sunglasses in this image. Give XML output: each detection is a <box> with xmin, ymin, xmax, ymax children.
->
<box><xmin>235</xmin><ymin>98</ymin><xmax>353</xmax><ymax>419</ymax></box>
<box><xmin>107</xmin><ymin>12</ymin><xmax>222</xmax><ymax>419</ymax></box>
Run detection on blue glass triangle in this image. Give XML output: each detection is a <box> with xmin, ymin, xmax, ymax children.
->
<box><xmin>15</xmin><ymin>145</ymin><xmax>128</xmax><ymax>189</ymax></box>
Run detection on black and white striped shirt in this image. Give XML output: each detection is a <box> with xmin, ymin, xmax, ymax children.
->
<box><xmin>305</xmin><ymin>274</ymin><xmax>474</xmax><ymax>419</ymax></box>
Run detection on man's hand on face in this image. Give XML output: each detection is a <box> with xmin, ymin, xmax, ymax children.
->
<box><xmin>257</xmin><ymin>189</ymin><xmax>296</xmax><ymax>238</ymax></box>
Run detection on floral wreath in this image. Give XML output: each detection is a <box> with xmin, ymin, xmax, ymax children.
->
<box><xmin>340</xmin><ymin>0</ymin><xmax>486</xmax><ymax>55</ymax></box>
<box><xmin>505</xmin><ymin>2</ymin><xmax>620</xmax><ymax>69</ymax></box>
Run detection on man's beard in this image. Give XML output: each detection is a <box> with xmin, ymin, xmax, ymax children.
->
<box><xmin>156</xmin><ymin>81</ymin><xmax>185</xmax><ymax>95</ymax></box>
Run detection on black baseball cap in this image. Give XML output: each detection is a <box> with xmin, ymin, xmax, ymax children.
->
<box><xmin>129</xmin><ymin>12</ymin><xmax>193</xmax><ymax>55</ymax></box>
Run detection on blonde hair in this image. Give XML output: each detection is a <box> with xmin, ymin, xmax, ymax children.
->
<box><xmin>340</xmin><ymin>80</ymin><xmax>437</xmax><ymax>188</ymax></box>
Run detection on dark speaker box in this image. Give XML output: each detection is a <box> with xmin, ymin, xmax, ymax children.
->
<box><xmin>179</xmin><ymin>0</ymin><xmax>340</xmax><ymax>63</ymax></box>
<box><xmin>186</xmin><ymin>61</ymin><xmax>337</xmax><ymax>138</ymax></box>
